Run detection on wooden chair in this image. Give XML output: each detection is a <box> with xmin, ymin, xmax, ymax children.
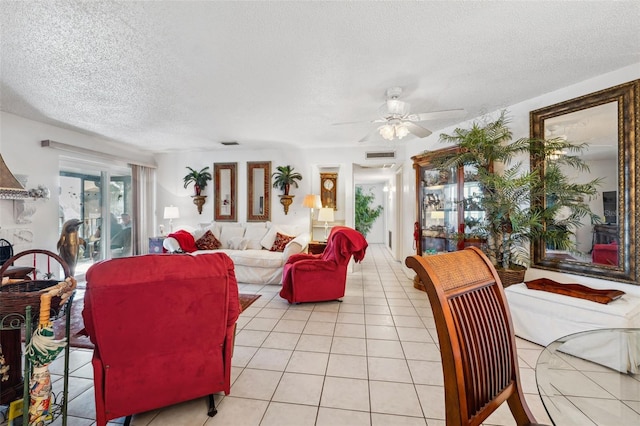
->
<box><xmin>405</xmin><ymin>247</ymin><xmax>543</xmax><ymax>426</ymax></box>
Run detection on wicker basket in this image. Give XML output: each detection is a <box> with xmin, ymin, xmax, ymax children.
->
<box><xmin>0</xmin><ymin>280</ymin><xmax>73</xmax><ymax>319</ymax></box>
<box><xmin>0</xmin><ymin>249</ymin><xmax>74</xmax><ymax>320</ymax></box>
<box><xmin>495</xmin><ymin>266</ymin><xmax>527</xmax><ymax>288</ymax></box>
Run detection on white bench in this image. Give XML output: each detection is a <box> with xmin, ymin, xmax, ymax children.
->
<box><xmin>505</xmin><ymin>282</ymin><xmax>640</xmax><ymax>372</ymax></box>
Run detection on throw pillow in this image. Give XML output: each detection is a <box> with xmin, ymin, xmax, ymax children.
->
<box><xmin>228</xmin><ymin>236</ymin><xmax>249</xmax><ymax>250</ymax></box>
<box><xmin>196</xmin><ymin>230</ymin><xmax>222</xmax><ymax>250</ymax></box>
<box><xmin>270</xmin><ymin>232</ymin><xmax>294</xmax><ymax>252</ymax></box>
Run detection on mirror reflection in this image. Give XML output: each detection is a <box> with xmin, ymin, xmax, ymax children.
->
<box><xmin>543</xmin><ymin>102</ymin><xmax>618</xmax><ymax>265</ymax></box>
<box><xmin>247</xmin><ymin>161</ymin><xmax>271</xmax><ymax>221</ymax></box>
<box><xmin>252</xmin><ymin>169</ymin><xmax>264</xmax><ymax>213</ymax></box>
<box><xmin>530</xmin><ymin>80</ymin><xmax>639</xmax><ymax>283</ymax></box>
<box><xmin>214</xmin><ymin>163</ymin><xmax>237</xmax><ymax>222</ymax></box>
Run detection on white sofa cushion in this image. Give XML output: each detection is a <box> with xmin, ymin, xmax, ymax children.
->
<box><xmin>261</xmin><ymin>225</ymin><xmax>298</xmax><ymax>250</ymax></box>
<box><xmin>227</xmin><ymin>236</ymin><xmax>249</xmax><ymax>250</ymax></box>
<box><xmin>219</xmin><ymin>225</ymin><xmax>245</xmax><ymax>248</ymax></box>
<box><xmin>244</xmin><ymin>225</ymin><xmax>268</xmax><ymax>249</ymax></box>
<box><xmin>222</xmin><ymin>249</ymin><xmax>285</xmax><ymax>268</ymax></box>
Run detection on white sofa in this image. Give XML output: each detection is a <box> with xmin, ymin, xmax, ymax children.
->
<box><xmin>163</xmin><ymin>222</ymin><xmax>309</xmax><ymax>285</ymax></box>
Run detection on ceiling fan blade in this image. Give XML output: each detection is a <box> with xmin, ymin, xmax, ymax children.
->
<box><xmin>404</xmin><ymin>122</ymin><xmax>432</xmax><ymax>138</ymax></box>
<box><xmin>407</xmin><ymin>109</ymin><xmax>467</xmax><ymax>122</ymax></box>
<box><xmin>358</xmin><ymin>130</ymin><xmax>379</xmax><ymax>143</ymax></box>
<box><xmin>333</xmin><ymin>118</ymin><xmax>387</xmax><ymax>126</ymax></box>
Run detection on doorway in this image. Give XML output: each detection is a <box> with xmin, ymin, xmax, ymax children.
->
<box><xmin>59</xmin><ymin>164</ymin><xmax>131</xmax><ymax>276</ymax></box>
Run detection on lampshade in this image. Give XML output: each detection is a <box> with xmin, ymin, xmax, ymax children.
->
<box><xmin>0</xmin><ymin>154</ymin><xmax>29</xmax><ymax>199</ymax></box>
<box><xmin>163</xmin><ymin>205</ymin><xmax>180</xmax><ymax>220</ymax></box>
<box><xmin>302</xmin><ymin>194</ymin><xmax>322</xmax><ymax>209</ymax></box>
<box><xmin>317</xmin><ymin>207</ymin><xmax>334</xmax><ymax>223</ymax></box>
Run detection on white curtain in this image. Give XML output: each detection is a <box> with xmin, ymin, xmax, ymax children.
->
<box><xmin>131</xmin><ymin>164</ymin><xmax>156</xmax><ymax>255</ymax></box>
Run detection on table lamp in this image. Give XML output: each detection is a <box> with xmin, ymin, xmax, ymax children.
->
<box><xmin>302</xmin><ymin>194</ymin><xmax>322</xmax><ymax>238</ymax></box>
<box><xmin>317</xmin><ymin>207</ymin><xmax>334</xmax><ymax>241</ymax></box>
<box><xmin>163</xmin><ymin>205</ymin><xmax>180</xmax><ymax>233</ymax></box>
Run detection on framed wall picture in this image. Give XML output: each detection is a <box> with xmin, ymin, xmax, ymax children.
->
<box><xmin>320</xmin><ymin>172</ymin><xmax>337</xmax><ymax>210</ymax></box>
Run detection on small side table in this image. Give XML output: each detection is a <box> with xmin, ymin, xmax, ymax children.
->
<box><xmin>308</xmin><ymin>241</ymin><xmax>327</xmax><ymax>255</ymax></box>
<box><xmin>149</xmin><ymin>236</ymin><xmax>166</xmax><ymax>254</ymax></box>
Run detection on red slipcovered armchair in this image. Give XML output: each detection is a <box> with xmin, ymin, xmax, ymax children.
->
<box><xmin>592</xmin><ymin>241</ymin><xmax>619</xmax><ymax>266</ymax></box>
<box><xmin>280</xmin><ymin>226</ymin><xmax>367</xmax><ymax>303</ymax></box>
<box><xmin>83</xmin><ymin>253</ymin><xmax>239</xmax><ymax>426</ymax></box>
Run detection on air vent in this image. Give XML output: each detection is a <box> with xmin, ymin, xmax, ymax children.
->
<box><xmin>221</xmin><ymin>141</ymin><xmax>239</xmax><ymax>146</ymax></box>
<box><xmin>366</xmin><ymin>151</ymin><xmax>395</xmax><ymax>159</ymax></box>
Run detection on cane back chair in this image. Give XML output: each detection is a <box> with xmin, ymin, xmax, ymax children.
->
<box><xmin>405</xmin><ymin>247</ymin><xmax>543</xmax><ymax>426</ymax></box>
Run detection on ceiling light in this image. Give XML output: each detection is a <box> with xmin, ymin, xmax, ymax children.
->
<box><xmin>379</xmin><ymin>123</ymin><xmax>410</xmax><ymax>141</ymax></box>
<box><xmin>379</xmin><ymin>124</ymin><xmax>395</xmax><ymax>140</ymax></box>
<box><xmin>396</xmin><ymin>124</ymin><xmax>410</xmax><ymax>139</ymax></box>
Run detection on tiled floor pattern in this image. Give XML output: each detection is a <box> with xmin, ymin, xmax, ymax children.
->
<box><xmin>30</xmin><ymin>244</ymin><xmax>554</xmax><ymax>425</ymax></box>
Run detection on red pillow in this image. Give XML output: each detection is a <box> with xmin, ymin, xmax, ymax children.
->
<box><xmin>270</xmin><ymin>232</ymin><xmax>294</xmax><ymax>252</ymax></box>
<box><xmin>196</xmin><ymin>230</ymin><xmax>222</xmax><ymax>250</ymax></box>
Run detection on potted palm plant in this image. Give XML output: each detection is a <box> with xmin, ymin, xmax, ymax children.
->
<box><xmin>272</xmin><ymin>165</ymin><xmax>302</xmax><ymax>195</ymax></box>
<box><xmin>435</xmin><ymin>111</ymin><xmax>602</xmax><ymax>285</ymax></box>
<box><xmin>183</xmin><ymin>166</ymin><xmax>212</xmax><ymax>196</ymax></box>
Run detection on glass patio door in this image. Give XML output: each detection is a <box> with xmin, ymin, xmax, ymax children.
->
<box><xmin>59</xmin><ymin>162</ymin><xmax>131</xmax><ymax>277</ymax></box>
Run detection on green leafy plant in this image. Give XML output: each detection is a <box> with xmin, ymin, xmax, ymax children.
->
<box><xmin>271</xmin><ymin>165</ymin><xmax>302</xmax><ymax>195</ymax></box>
<box><xmin>355</xmin><ymin>186</ymin><xmax>383</xmax><ymax>238</ymax></box>
<box><xmin>436</xmin><ymin>110</ymin><xmax>601</xmax><ymax>270</ymax></box>
<box><xmin>183</xmin><ymin>166</ymin><xmax>212</xmax><ymax>196</ymax></box>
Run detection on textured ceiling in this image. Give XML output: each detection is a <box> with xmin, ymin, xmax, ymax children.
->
<box><xmin>1</xmin><ymin>1</ymin><xmax>639</xmax><ymax>153</ymax></box>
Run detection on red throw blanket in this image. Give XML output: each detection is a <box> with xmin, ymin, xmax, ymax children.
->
<box><xmin>167</xmin><ymin>230</ymin><xmax>198</xmax><ymax>253</ymax></box>
<box><xmin>525</xmin><ymin>278</ymin><xmax>625</xmax><ymax>304</ymax></box>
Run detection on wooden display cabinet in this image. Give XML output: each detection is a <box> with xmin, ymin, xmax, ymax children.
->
<box><xmin>412</xmin><ymin>147</ymin><xmax>486</xmax><ymax>290</ymax></box>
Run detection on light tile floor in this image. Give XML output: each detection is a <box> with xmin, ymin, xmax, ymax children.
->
<box><xmin>29</xmin><ymin>244</ymin><xmax>554</xmax><ymax>425</ymax></box>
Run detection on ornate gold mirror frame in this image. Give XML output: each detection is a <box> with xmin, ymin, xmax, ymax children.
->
<box><xmin>530</xmin><ymin>80</ymin><xmax>639</xmax><ymax>283</ymax></box>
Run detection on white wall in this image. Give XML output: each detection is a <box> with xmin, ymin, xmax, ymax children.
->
<box><xmin>154</xmin><ymin>144</ymin><xmax>404</xmax><ymax>238</ymax></box>
<box><xmin>0</xmin><ymin>112</ymin><xmax>154</xmax><ymax>256</ymax></box>
<box><xmin>401</xmin><ymin>63</ymin><xmax>640</xmax><ymax>286</ymax></box>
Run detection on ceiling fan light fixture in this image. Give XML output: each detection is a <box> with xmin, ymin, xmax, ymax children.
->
<box><xmin>379</xmin><ymin>124</ymin><xmax>395</xmax><ymax>140</ymax></box>
<box><xmin>396</xmin><ymin>124</ymin><xmax>410</xmax><ymax>139</ymax></box>
<box><xmin>378</xmin><ymin>123</ymin><xmax>410</xmax><ymax>140</ymax></box>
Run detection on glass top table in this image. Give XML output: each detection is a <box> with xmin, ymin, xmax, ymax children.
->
<box><xmin>536</xmin><ymin>328</ymin><xmax>640</xmax><ymax>425</ymax></box>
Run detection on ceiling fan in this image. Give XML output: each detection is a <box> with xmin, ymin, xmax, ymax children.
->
<box><xmin>335</xmin><ymin>87</ymin><xmax>466</xmax><ymax>142</ymax></box>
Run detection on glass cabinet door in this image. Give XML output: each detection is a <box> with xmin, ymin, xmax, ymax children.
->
<box><xmin>413</xmin><ymin>148</ymin><xmax>487</xmax><ymax>258</ymax></box>
<box><xmin>420</xmin><ymin>166</ymin><xmax>458</xmax><ymax>255</ymax></box>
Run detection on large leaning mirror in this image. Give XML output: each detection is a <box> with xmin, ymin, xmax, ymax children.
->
<box><xmin>247</xmin><ymin>161</ymin><xmax>271</xmax><ymax>222</ymax></box>
<box><xmin>214</xmin><ymin>162</ymin><xmax>237</xmax><ymax>222</ymax></box>
<box><xmin>530</xmin><ymin>80</ymin><xmax>638</xmax><ymax>283</ymax></box>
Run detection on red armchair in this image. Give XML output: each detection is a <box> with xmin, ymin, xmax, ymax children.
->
<box><xmin>280</xmin><ymin>226</ymin><xmax>367</xmax><ymax>303</ymax></box>
<box><xmin>592</xmin><ymin>241</ymin><xmax>619</xmax><ymax>266</ymax></box>
<box><xmin>83</xmin><ymin>253</ymin><xmax>239</xmax><ymax>426</ymax></box>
